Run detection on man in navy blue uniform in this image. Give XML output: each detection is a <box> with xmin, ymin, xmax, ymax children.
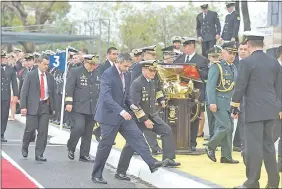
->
<box><xmin>91</xmin><ymin>53</ymin><xmax>166</xmax><ymax>184</ymax></box>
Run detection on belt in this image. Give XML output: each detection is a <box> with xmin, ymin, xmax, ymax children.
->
<box><xmin>40</xmin><ymin>98</ymin><xmax>50</xmax><ymax>104</ymax></box>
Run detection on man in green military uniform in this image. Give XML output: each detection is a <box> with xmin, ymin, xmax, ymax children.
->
<box><xmin>205</xmin><ymin>46</ymin><xmax>222</xmax><ymax>141</ymax></box>
<box><xmin>205</xmin><ymin>42</ymin><xmax>239</xmax><ymax>164</ymax></box>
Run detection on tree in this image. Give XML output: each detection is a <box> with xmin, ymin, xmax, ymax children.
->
<box><xmin>1</xmin><ymin>1</ymin><xmax>71</xmax><ymax>52</ymax></box>
<box><xmin>241</xmin><ymin>1</ymin><xmax>251</xmax><ymax>31</ymax></box>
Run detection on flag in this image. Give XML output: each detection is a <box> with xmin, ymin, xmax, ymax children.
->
<box><xmin>48</xmin><ymin>51</ymin><xmax>67</xmax><ymax>72</ymax></box>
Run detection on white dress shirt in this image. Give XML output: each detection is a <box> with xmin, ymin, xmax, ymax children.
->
<box><xmin>185</xmin><ymin>52</ymin><xmax>196</xmax><ymax>63</ymax></box>
<box><xmin>38</xmin><ymin>69</ymin><xmax>49</xmax><ymax>100</ymax></box>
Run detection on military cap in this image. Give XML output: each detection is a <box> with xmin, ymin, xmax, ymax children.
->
<box><xmin>24</xmin><ymin>53</ymin><xmax>34</xmax><ymax>60</ymax></box>
<box><xmin>207</xmin><ymin>45</ymin><xmax>222</xmax><ymax>56</ymax></box>
<box><xmin>132</xmin><ymin>48</ymin><xmax>143</xmax><ymax>56</ymax></box>
<box><xmin>200</xmin><ymin>4</ymin><xmax>208</xmax><ymax>9</ymax></box>
<box><xmin>13</xmin><ymin>47</ymin><xmax>22</xmax><ymax>52</ymax></box>
<box><xmin>68</xmin><ymin>46</ymin><xmax>79</xmax><ymax>53</ymax></box>
<box><xmin>226</xmin><ymin>1</ymin><xmax>235</xmax><ymax>8</ymax></box>
<box><xmin>1</xmin><ymin>50</ymin><xmax>7</xmax><ymax>57</ymax></box>
<box><xmin>83</xmin><ymin>54</ymin><xmax>99</xmax><ymax>64</ymax></box>
<box><xmin>140</xmin><ymin>60</ymin><xmax>158</xmax><ymax>71</ymax></box>
<box><xmin>141</xmin><ymin>45</ymin><xmax>157</xmax><ymax>52</ymax></box>
<box><xmin>33</xmin><ymin>52</ymin><xmax>41</xmax><ymax>58</ymax></box>
<box><xmin>6</xmin><ymin>53</ymin><xmax>14</xmax><ymax>58</ymax></box>
<box><xmin>221</xmin><ymin>41</ymin><xmax>238</xmax><ymax>53</ymax></box>
<box><xmin>162</xmin><ymin>46</ymin><xmax>174</xmax><ymax>53</ymax></box>
<box><xmin>43</xmin><ymin>50</ymin><xmax>56</xmax><ymax>56</ymax></box>
<box><xmin>182</xmin><ymin>37</ymin><xmax>197</xmax><ymax>45</ymax></box>
<box><xmin>171</xmin><ymin>36</ymin><xmax>182</xmax><ymax>43</ymax></box>
<box><xmin>242</xmin><ymin>31</ymin><xmax>265</xmax><ymax>42</ymax></box>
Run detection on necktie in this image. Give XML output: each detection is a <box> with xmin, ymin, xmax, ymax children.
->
<box><xmin>120</xmin><ymin>73</ymin><xmax>125</xmax><ymax>91</ymax></box>
<box><xmin>40</xmin><ymin>73</ymin><xmax>45</xmax><ymax>99</ymax></box>
<box><xmin>185</xmin><ymin>55</ymin><xmax>189</xmax><ymax>63</ymax></box>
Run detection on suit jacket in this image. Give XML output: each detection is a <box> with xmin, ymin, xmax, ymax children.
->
<box><xmin>221</xmin><ymin>11</ymin><xmax>240</xmax><ymax>41</ymax></box>
<box><xmin>100</xmin><ymin>60</ymin><xmax>112</xmax><ymax>74</ymax></box>
<box><xmin>174</xmin><ymin>53</ymin><xmax>209</xmax><ymax>101</ymax></box>
<box><xmin>94</xmin><ymin>65</ymin><xmax>133</xmax><ymax>125</ymax></box>
<box><xmin>20</xmin><ymin>70</ymin><xmax>56</xmax><ymax>115</ymax></box>
<box><xmin>232</xmin><ymin>50</ymin><xmax>281</xmax><ymax>122</ymax></box>
<box><xmin>196</xmin><ymin>10</ymin><xmax>221</xmax><ymax>42</ymax></box>
<box><xmin>19</xmin><ymin>66</ymin><xmax>38</xmax><ymax>95</ymax></box>
<box><xmin>1</xmin><ymin>65</ymin><xmax>19</xmax><ymax>100</ymax></box>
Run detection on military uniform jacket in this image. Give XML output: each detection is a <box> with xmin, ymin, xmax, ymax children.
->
<box><xmin>232</xmin><ymin>50</ymin><xmax>281</xmax><ymax>123</ymax></box>
<box><xmin>1</xmin><ymin>65</ymin><xmax>19</xmax><ymax>100</ymax></box>
<box><xmin>206</xmin><ymin>60</ymin><xmax>237</xmax><ymax>111</ymax></box>
<box><xmin>130</xmin><ymin>74</ymin><xmax>165</xmax><ymax>122</ymax></box>
<box><xmin>196</xmin><ymin>10</ymin><xmax>221</xmax><ymax>42</ymax></box>
<box><xmin>65</xmin><ymin>65</ymin><xmax>101</xmax><ymax>115</ymax></box>
<box><xmin>221</xmin><ymin>11</ymin><xmax>240</xmax><ymax>41</ymax></box>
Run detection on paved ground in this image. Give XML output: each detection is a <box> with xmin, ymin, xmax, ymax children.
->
<box><xmin>1</xmin><ymin>120</ymin><xmax>153</xmax><ymax>188</ymax></box>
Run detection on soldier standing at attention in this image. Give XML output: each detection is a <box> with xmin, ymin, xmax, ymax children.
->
<box><xmin>205</xmin><ymin>42</ymin><xmax>239</xmax><ymax>164</ymax></box>
<box><xmin>220</xmin><ymin>2</ymin><xmax>240</xmax><ymax>43</ymax></box>
<box><xmin>1</xmin><ymin>50</ymin><xmax>19</xmax><ymax>142</ymax></box>
<box><xmin>231</xmin><ymin>32</ymin><xmax>281</xmax><ymax>189</ymax></box>
<box><xmin>196</xmin><ymin>4</ymin><xmax>221</xmax><ymax>58</ymax></box>
<box><xmin>65</xmin><ymin>55</ymin><xmax>101</xmax><ymax>162</ymax></box>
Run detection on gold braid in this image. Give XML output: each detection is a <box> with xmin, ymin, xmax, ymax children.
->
<box><xmin>215</xmin><ymin>62</ymin><xmax>235</xmax><ymax>92</ymax></box>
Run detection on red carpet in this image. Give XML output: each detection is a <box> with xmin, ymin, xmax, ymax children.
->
<box><xmin>1</xmin><ymin>158</ymin><xmax>38</xmax><ymax>188</ymax></box>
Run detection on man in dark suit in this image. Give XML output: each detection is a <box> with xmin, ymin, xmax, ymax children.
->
<box><xmin>20</xmin><ymin>55</ymin><xmax>56</xmax><ymax>162</ymax></box>
<box><xmin>220</xmin><ymin>2</ymin><xmax>240</xmax><ymax>43</ymax></box>
<box><xmin>196</xmin><ymin>4</ymin><xmax>221</xmax><ymax>58</ymax></box>
<box><xmin>91</xmin><ymin>53</ymin><xmax>165</xmax><ymax>184</ymax></box>
<box><xmin>1</xmin><ymin>50</ymin><xmax>19</xmax><ymax>142</ymax></box>
<box><xmin>65</xmin><ymin>55</ymin><xmax>100</xmax><ymax>162</ymax></box>
<box><xmin>174</xmin><ymin>37</ymin><xmax>209</xmax><ymax>151</ymax></box>
<box><xmin>92</xmin><ymin>47</ymin><xmax>118</xmax><ymax>141</ymax></box>
<box><xmin>231</xmin><ymin>32</ymin><xmax>281</xmax><ymax>189</ymax></box>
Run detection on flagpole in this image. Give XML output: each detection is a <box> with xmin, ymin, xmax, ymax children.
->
<box><xmin>59</xmin><ymin>47</ymin><xmax>69</xmax><ymax>130</ymax></box>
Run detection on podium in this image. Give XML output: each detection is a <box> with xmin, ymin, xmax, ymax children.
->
<box><xmin>157</xmin><ymin>63</ymin><xmax>205</xmax><ymax>155</ymax></box>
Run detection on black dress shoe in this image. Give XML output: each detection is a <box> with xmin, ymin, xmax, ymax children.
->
<box><xmin>35</xmin><ymin>156</ymin><xmax>47</xmax><ymax>161</ymax></box>
<box><xmin>1</xmin><ymin>137</ymin><xmax>7</xmax><ymax>142</ymax></box>
<box><xmin>150</xmin><ymin>159</ymin><xmax>168</xmax><ymax>173</ymax></box>
<box><xmin>163</xmin><ymin>159</ymin><xmax>181</xmax><ymax>167</ymax></box>
<box><xmin>114</xmin><ymin>173</ymin><xmax>131</xmax><ymax>181</ymax></box>
<box><xmin>233</xmin><ymin>146</ymin><xmax>242</xmax><ymax>152</ymax></box>
<box><xmin>91</xmin><ymin>177</ymin><xmax>107</xmax><ymax>184</ymax></box>
<box><xmin>68</xmin><ymin>150</ymin><xmax>74</xmax><ymax>160</ymax></box>
<box><xmin>22</xmin><ymin>148</ymin><xmax>28</xmax><ymax>158</ymax></box>
<box><xmin>205</xmin><ymin>146</ymin><xmax>216</xmax><ymax>162</ymax></box>
<box><xmin>220</xmin><ymin>157</ymin><xmax>239</xmax><ymax>164</ymax></box>
<box><xmin>190</xmin><ymin>146</ymin><xmax>196</xmax><ymax>152</ymax></box>
<box><xmin>152</xmin><ymin>149</ymin><xmax>162</xmax><ymax>155</ymax></box>
<box><xmin>265</xmin><ymin>184</ymin><xmax>278</xmax><ymax>188</ymax></box>
<box><xmin>53</xmin><ymin>120</ymin><xmax>60</xmax><ymax>125</ymax></box>
<box><xmin>233</xmin><ymin>185</ymin><xmax>247</xmax><ymax>188</ymax></box>
<box><xmin>79</xmin><ymin>156</ymin><xmax>94</xmax><ymax>162</ymax></box>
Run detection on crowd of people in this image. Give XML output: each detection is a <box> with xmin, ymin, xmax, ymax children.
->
<box><xmin>1</xmin><ymin>2</ymin><xmax>281</xmax><ymax>188</ymax></box>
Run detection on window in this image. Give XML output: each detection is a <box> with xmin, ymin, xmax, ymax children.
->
<box><xmin>270</xmin><ymin>1</ymin><xmax>280</xmax><ymax>26</ymax></box>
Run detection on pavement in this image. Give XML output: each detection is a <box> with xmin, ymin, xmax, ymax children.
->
<box><xmin>1</xmin><ymin>119</ymin><xmax>153</xmax><ymax>188</ymax></box>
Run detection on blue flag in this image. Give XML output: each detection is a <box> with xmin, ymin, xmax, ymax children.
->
<box><xmin>49</xmin><ymin>52</ymin><xmax>67</xmax><ymax>72</ymax></box>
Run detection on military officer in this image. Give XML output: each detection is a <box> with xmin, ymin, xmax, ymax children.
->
<box><xmin>115</xmin><ymin>60</ymin><xmax>180</xmax><ymax>181</ymax></box>
<box><xmin>174</xmin><ymin>37</ymin><xmax>209</xmax><ymax>151</ymax></box>
<box><xmin>231</xmin><ymin>32</ymin><xmax>281</xmax><ymax>189</ymax></box>
<box><xmin>161</xmin><ymin>46</ymin><xmax>178</xmax><ymax>64</ymax></box>
<box><xmin>171</xmin><ymin>36</ymin><xmax>183</xmax><ymax>54</ymax></box>
<box><xmin>205</xmin><ymin>41</ymin><xmax>239</xmax><ymax>164</ymax></box>
<box><xmin>1</xmin><ymin>50</ymin><xmax>19</xmax><ymax>142</ymax></box>
<box><xmin>220</xmin><ymin>2</ymin><xmax>240</xmax><ymax>43</ymax></box>
<box><xmin>205</xmin><ymin>46</ymin><xmax>222</xmax><ymax>141</ymax></box>
<box><xmin>196</xmin><ymin>4</ymin><xmax>221</xmax><ymax>58</ymax></box>
<box><xmin>130</xmin><ymin>48</ymin><xmax>143</xmax><ymax>72</ymax></box>
<box><xmin>130</xmin><ymin>45</ymin><xmax>163</xmax><ymax>155</ymax></box>
<box><xmin>65</xmin><ymin>55</ymin><xmax>100</xmax><ymax>162</ymax></box>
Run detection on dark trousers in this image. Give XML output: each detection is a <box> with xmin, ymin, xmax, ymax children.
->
<box><xmin>202</xmin><ymin>40</ymin><xmax>216</xmax><ymax>58</ymax></box>
<box><xmin>22</xmin><ymin>102</ymin><xmax>50</xmax><ymax>157</ymax></box>
<box><xmin>243</xmin><ymin>120</ymin><xmax>280</xmax><ymax>188</ymax></box>
<box><xmin>54</xmin><ymin>93</ymin><xmax>68</xmax><ymax>123</ymax></box>
<box><xmin>206</xmin><ymin>104</ymin><xmax>215</xmax><ymax>138</ymax></box>
<box><xmin>190</xmin><ymin>119</ymin><xmax>199</xmax><ymax>147</ymax></box>
<box><xmin>67</xmin><ymin>112</ymin><xmax>95</xmax><ymax>156</ymax></box>
<box><xmin>92</xmin><ymin>119</ymin><xmax>156</xmax><ymax>178</ymax></box>
<box><xmin>233</xmin><ymin>102</ymin><xmax>245</xmax><ymax>148</ymax></box>
<box><xmin>116</xmin><ymin>116</ymin><xmax>175</xmax><ymax>175</ymax></box>
<box><xmin>1</xmin><ymin>100</ymin><xmax>10</xmax><ymax>137</ymax></box>
<box><xmin>273</xmin><ymin>119</ymin><xmax>281</xmax><ymax>157</ymax></box>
